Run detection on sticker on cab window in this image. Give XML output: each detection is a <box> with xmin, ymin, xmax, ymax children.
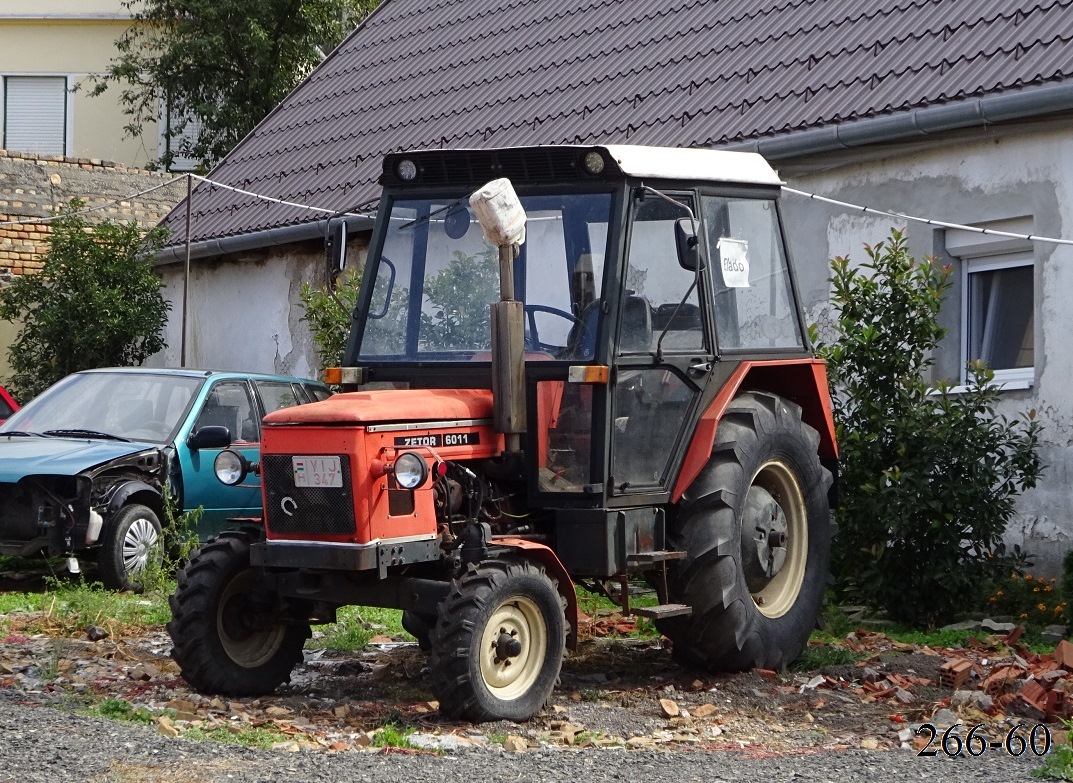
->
<box><xmin>718</xmin><ymin>237</ymin><xmax>750</xmax><ymax>288</ymax></box>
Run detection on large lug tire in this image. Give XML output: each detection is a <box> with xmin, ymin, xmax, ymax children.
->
<box><xmin>429</xmin><ymin>559</ymin><xmax>567</xmax><ymax>722</ymax></box>
<box><xmin>167</xmin><ymin>531</ymin><xmax>310</xmax><ymax>696</ymax></box>
<box><xmin>97</xmin><ymin>503</ymin><xmax>163</xmax><ymax>592</ymax></box>
<box><xmin>662</xmin><ymin>391</ymin><xmax>833</xmax><ymax>672</ymax></box>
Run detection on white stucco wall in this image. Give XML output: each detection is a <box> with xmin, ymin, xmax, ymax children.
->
<box><xmin>777</xmin><ymin>123</ymin><xmax>1073</xmax><ymax>575</ymax></box>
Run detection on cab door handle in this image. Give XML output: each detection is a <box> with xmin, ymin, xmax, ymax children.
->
<box><xmin>688</xmin><ymin>361</ymin><xmax>711</xmax><ymax>374</ymax></box>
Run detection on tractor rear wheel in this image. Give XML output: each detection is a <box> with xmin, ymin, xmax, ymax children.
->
<box><xmin>167</xmin><ymin>531</ymin><xmax>310</xmax><ymax>695</ymax></box>
<box><xmin>661</xmin><ymin>391</ymin><xmax>832</xmax><ymax>671</ymax></box>
<box><xmin>429</xmin><ymin>558</ymin><xmax>567</xmax><ymax>722</ymax></box>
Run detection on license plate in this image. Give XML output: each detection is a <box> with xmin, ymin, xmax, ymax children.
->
<box><xmin>292</xmin><ymin>456</ymin><xmax>342</xmax><ymax>488</ymax></box>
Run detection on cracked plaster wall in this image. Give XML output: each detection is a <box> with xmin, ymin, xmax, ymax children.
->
<box><xmin>151</xmin><ymin>237</ymin><xmax>368</xmax><ymax>381</ymax></box>
<box><xmin>779</xmin><ymin>123</ymin><xmax>1073</xmax><ymax>575</ymax></box>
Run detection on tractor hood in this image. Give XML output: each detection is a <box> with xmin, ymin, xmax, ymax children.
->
<box><xmin>264</xmin><ymin>388</ymin><xmax>495</xmax><ymax>426</ymax></box>
<box><xmin>0</xmin><ymin>436</ymin><xmax>152</xmax><ymax>482</ymax></box>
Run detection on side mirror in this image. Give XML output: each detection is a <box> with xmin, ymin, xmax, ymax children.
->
<box><xmin>188</xmin><ymin>425</ymin><xmax>231</xmax><ymax>451</ymax></box>
<box><xmin>675</xmin><ymin>218</ymin><xmax>704</xmax><ymax>271</ymax></box>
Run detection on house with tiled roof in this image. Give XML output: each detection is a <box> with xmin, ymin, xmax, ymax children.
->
<box><xmin>153</xmin><ymin>0</ymin><xmax>1073</xmax><ymax>572</ymax></box>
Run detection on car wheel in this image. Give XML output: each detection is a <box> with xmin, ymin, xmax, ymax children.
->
<box><xmin>97</xmin><ymin>503</ymin><xmax>163</xmax><ymax>592</ymax></box>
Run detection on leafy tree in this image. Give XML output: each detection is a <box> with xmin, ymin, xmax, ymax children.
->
<box><xmin>299</xmin><ymin>266</ymin><xmax>362</xmax><ymax>370</ymax></box>
<box><xmin>0</xmin><ymin>201</ymin><xmax>170</xmax><ymax>401</ymax></box>
<box><xmin>812</xmin><ymin>229</ymin><xmax>1042</xmax><ymax>627</ymax></box>
<box><xmin>420</xmin><ymin>249</ymin><xmax>499</xmax><ymax>350</ymax></box>
<box><xmin>92</xmin><ymin>0</ymin><xmax>380</xmax><ymax>170</ymax></box>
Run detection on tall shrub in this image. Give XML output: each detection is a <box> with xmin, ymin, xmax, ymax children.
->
<box><xmin>299</xmin><ymin>266</ymin><xmax>363</xmax><ymax>370</ymax></box>
<box><xmin>813</xmin><ymin>229</ymin><xmax>1042</xmax><ymax>626</ymax></box>
<box><xmin>0</xmin><ymin>201</ymin><xmax>169</xmax><ymax>401</ymax></box>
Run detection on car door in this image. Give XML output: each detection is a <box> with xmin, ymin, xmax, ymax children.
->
<box><xmin>174</xmin><ymin>378</ymin><xmax>262</xmax><ymax>537</ymax></box>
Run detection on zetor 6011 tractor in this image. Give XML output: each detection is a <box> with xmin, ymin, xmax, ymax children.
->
<box><xmin>168</xmin><ymin>144</ymin><xmax>837</xmax><ymax>722</ymax></box>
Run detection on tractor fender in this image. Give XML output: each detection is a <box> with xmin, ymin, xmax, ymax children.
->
<box><xmin>494</xmin><ymin>537</ymin><xmax>579</xmax><ymax>649</ymax></box>
<box><xmin>672</xmin><ymin>359</ymin><xmax>837</xmax><ymax>502</ymax></box>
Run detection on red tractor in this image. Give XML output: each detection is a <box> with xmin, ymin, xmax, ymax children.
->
<box><xmin>168</xmin><ymin>144</ymin><xmax>837</xmax><ymax>722</ymax></box>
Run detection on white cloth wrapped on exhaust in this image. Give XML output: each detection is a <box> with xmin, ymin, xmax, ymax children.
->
<box><xmin>469</xmin><ymin>178</ymin><xmax>526</xmax><ymax>247</ymax></box>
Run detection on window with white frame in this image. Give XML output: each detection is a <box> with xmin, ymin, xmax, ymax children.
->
<box><xmin>962</xmin><ymin>253</ymin><xmax>1034</xmax><ymax>384</ymax></box>
<box><xmin>3</xmin><ymin>75</ymin><xmax>68</xmax><ymax>156</ymax></box>
<box><xmin>947</xmin><ymin>218</ymin><xmax>1035</xmax><ymax>387</ymax></box>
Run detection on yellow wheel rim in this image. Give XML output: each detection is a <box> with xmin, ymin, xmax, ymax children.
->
<box><xmin>748</xmin><ymin>460</ymin><xmax>808</xmax><ymax>619</ymax></box>
<box><xmin>479</xmin><ymin>596</ymin><xmax>548</xmax><ymax>701</ymax></box>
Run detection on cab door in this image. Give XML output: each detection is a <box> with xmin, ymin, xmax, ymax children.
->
<box><xmin>608</xmin><ymin>189</ymin><xmax>711</xmax><ymax>498</ymax></box>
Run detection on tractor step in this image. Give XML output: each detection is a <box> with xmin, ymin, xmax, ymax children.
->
<box><xmin>633</xmin><ymin>603</ymin><xmax>692</xmax><ymax>620</ymax></box>
<box><xmin>626</xmin><ymin>550</ymin><xmax>687</xmax><ymax>570</ymax></box>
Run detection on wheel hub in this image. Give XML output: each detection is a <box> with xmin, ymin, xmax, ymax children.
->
<box><xmin>494</xmin><ymin>631</ymin><xmax>523</xmax><ymax>663</ymax></box>
<box><xmin>741</xmin><ymin>484</ymin><xmax>788</xmax><ymax>592</ymax></box>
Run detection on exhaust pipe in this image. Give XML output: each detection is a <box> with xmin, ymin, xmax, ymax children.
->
<box><xmin>470</xmin><ymin>179</ymin><xmax>527</xmax><ymax>454</ymax></box>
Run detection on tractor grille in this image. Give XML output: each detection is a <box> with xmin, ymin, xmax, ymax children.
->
<box><xmin>262</xmin><ymin>455</ymin><xmax>356</xmax><ymax>536</ymax></box>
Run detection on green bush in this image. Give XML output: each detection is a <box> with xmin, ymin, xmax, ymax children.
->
<box><xmin>298</xmin><ymin>265</ymin><xmax>363</xmax><ymax>371</ymax></box>
<box><xmin>813</xmin><ymin>229</ymin><xmax>1042</xmax><ymax>627</ymax></box>
<box><xmin>0</xmin><ymin>200</ymin><xmax>169</xmax><ymax>401</ymax></box>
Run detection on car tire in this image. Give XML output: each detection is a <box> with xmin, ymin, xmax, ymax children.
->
<box><xmin>97</xmin><ymin>503</ymin><xmax>163</xmax><ymax>592</ymax></box>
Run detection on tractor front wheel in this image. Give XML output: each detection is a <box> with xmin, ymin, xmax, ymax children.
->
<box><xmin>429</xmin><ymin>559</ymin><xmax>567</xmax><ymax>722</ymax></box>
<box><xmin>167</xmin><ymin>531</ymin><xmax>310</xmax><ymax>695</ymax></box>
<box><xmin>662</xmin><ymin>391</ymin><xmax>832</xmax><ymax>672</ymax></box>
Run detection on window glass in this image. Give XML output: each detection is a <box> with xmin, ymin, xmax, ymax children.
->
<box><xmin>701</xmin><ymin>196</ymin><xmax>803</xmax><ymax>350</ymax></box>
<box><xmin>304</xmin><ymin>383</ymin><xmax>332</xmax><ymax>402</ymax></box>
<box><xmin>254</xmin><ymin>380</ymin><xmax>301</xmax><ymax>414</ymax></box>
<box><xmin>537</xmin><ymin>380</ymin><xmax>594</xmax><ymax>492</ymax></box>
<box><xmin>611</xmin><ymin>369</ymin><xmax>694</xmax><ymax>489</ymax></box>
<box><xmin>966</xmin><ymin>256</ymin><xmax>1033</xmax><ymax>377</ymax></box>
<box><xmin>361</xmin><ymin>193</ymin><xmax>612</xmax><ymax>361</ymax></box>
<box><xmin>622</xmin><ymin>194</ymin><xmax>703</xmax><ymax>354</ymax></box>
<box><xmin>195</xmin><ymin>381</ymin><xmax>257</xmax><ymax>443</ymax></box>
<box><xmin>4</xmin><ymin>76</ymin><xmax>66</xmax><ymax>155</ymax></box>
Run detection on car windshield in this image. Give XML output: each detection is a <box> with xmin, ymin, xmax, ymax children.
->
<box><xmin>0</xmin><ymin>372</ymin><xmax>205</xmax><ymax>444</ymax></box>
<box><xmin>359</xmin><ymin>192</ymin><xmax>613</xmax><ymax>361</ymax></box>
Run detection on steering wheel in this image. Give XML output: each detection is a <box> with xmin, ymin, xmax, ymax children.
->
<box><xmin>523</xmin><ymin>304</ymin><xmax>585</xmax><ymax>352</ymax></box>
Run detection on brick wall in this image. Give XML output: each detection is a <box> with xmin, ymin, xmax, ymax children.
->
<box><xmin>0</xmin><ymin>150</ymin><xmax>186</xmax><ymax>275</ymax></box>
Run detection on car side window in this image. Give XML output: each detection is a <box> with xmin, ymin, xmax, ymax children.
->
<box><xmin>254</xmin><ymin>380</ymin><xmax>302</xmax><ymax>415</ymax></box>
<box><xmin>304</xmin><ymin>383</ymin><xmax>332</xmax><ymax>402</ymax></box>
<box><xmin>194</xmin><ymin>381</ymin><xmax>257</xmax><ymax>444</ymax></box>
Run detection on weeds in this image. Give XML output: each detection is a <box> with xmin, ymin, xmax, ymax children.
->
<box><xmin>182</xmin><ymin>725</ymin><xmax>289</xmax><ymax>749</ymax></box>
<box><xmin>371</xmin><ymin>722</ymin><xmax>416</xmax><ymax>749</ymax></box>
<box><xmin>791</xmin><ymin>642</ymin><xmax>863</xmax><ymax>671</ymax></box>
<box><xmin>312</xmin><ymin>605</ymin><xmax>408</xmax><ymax>651</ymax></box>
<box><xmin>1034</xmin><ymin>719</ymin><xmax>1073</xmax><ymax>780</ymax></box>
<box><xmin>90</xmin><ymin>697</ymin><xmax>155</xmax><ymax>725</ymax></box>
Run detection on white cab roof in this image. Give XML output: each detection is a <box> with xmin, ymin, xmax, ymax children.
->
<box><xmin>601</xmin><ymin>145</ymin><xmax>783</xmax><ymax>187</ymax></box>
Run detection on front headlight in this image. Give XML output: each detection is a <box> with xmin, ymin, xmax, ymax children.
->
<box><xmin>214</xmin><ymin>450</ymin><xmax>248</xmax><ymax>486</ymax></box>
<box><xmin>393</xmin><ymin>451</ymin><xmax>428</xmax><ymax>489</ymax></box>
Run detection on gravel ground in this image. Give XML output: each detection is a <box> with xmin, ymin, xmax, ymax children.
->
<box><xmin>0</xmin><ymin>689</ymin><xmax>1045</xmax><ymax>783</ymax></box>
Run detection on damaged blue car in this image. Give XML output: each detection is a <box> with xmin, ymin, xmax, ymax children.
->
<box><xmin>0</xmin><ymin>368</ymin><xmax>331</xmax><ymax>589</ymax></box>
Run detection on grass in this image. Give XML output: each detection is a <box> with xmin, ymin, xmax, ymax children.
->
<box><xmin>371</xmin><ymin>722</ymin><xmax>416</xmax><ymax>749</ymax></box>
<box><xmin>182</xmin><ymin>725</ymin><xmax>290</xmax><ymax>749</ymax></box>
<box><xmin>791</xmin><ymin>641</ymin><xmax>864</xmax><ymax>671</ymax></box>
<box><xmin>312</xmin><ymin>605</ymin><xmax>410</xmax><ymax>651</ymax></box>
<box><xmin>86</xmin><ymin>697</ymin><xmax>156</xmax><ymax>725</ymax></box>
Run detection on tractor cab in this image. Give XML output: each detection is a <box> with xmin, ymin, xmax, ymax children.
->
<box><xmin>348</xmin><ymin>146</ymin><xmax>809</xmax><ymax>510</ymax></box>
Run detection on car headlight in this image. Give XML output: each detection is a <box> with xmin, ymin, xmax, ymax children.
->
<box><xmin>214</xmin><ymin>450</ymin><xmax>248</xmax><ymax>486</ymax></box>
<box><xmin>393</xmin><ymin>451</ymin><xmax>428</xmax><ymax>489</ymax></box>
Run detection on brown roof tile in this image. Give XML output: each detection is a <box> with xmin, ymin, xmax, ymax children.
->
<box><xmin>164</xmin><ymin>0</ymin><xmax>1073</xmax><ymax>247</ymax></box>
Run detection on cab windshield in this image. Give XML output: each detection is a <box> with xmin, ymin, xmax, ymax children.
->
<box><xmin>359</xmin><ymin>193</ymin><xmax>613</xmax><ymax>361</ymax></box>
